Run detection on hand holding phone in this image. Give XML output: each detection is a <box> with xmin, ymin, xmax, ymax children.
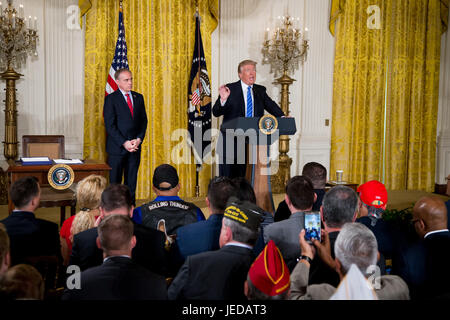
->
<box><xmin>304</xmin><ymin>212</ymin><xmax>321</xmax><ymax>243</ymax></box>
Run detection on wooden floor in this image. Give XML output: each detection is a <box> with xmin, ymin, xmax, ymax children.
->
<box><xmin>0</xmin><ymin>190</ymin><xmax>448</xmax><ymax>229</ymax></box>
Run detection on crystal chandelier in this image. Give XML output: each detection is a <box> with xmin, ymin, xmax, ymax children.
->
<box><xmin>262</xmin><ymin>15</ymin><xmax>308</xmax><ymax>78</ymax></box>
<box><xmin>0</xmin><ymin>0</ymin><xmax>38</xmax><ymax>71</ymax></box>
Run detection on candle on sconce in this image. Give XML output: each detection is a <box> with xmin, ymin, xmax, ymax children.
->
<box><xmin>28</xmin><ymin>15</ymin><xmax>32</xmax><ymax>29</ymax></box>
<box><xmin>0</xmin><ymin>2</ymin><xmax>3</xmax><ymax>16</ymax></box>
<box><xmin>12</xmin><ymin>13</ymin><xmax>16</xmax><ymax>29</ymax></box>
<box><xmin>304</xmin><ymin>27</ymin><xmax>309</xmax><ymax>40</ymax></box>
<box><xmin>265</xmin><ymin>27</ymin><xmax>269</xmax><ymax>41</ymax></box>
<box><xmin>33</xmin><ymin>16</ymin><xmax>37</xmax><ymax>30</ymax></box>
<box><xmin>19</xmin><ymin>4</ymin><xmax>24</xmax><ymax>19</ymax></box>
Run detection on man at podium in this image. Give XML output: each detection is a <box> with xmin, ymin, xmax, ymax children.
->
<box><xmin>212</xmin><ymin>59</ymin><xmax>285</xmax><ymax>178</ymax></box>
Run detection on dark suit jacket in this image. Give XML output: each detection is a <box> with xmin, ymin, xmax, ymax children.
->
<box><xmin>212</xmin><ymin>81</ymin><xmax>284</xmax><ymax>161</ymax></box>
<box><xmin>62</xmin><ymin>256</ymin><xmax>167</xmax><ymax>300</ymax></box>
<box><xmin>168</xmin><ymin>245</ymin><xmax>255</xmax><ymax>300</ymax></box>
<box><xmin>274</xmin><ymin>189</ymin><xmax>325</xmax><ymax>222</ymax></box>
<box><xmin>174</xmin><ymin>213</ymin><xmax>224</xmax><ymax>260</ymax></box>
<box><xmin>103</xmin><ymin>89</ymin><xmax>148</xmax><ymax>156</ymax></box>
<box><xmin>0</xmin><ymin>211</ymin><xmax>60</xmax><ymax>265</ymax></box>
<box><xmin>446</xmin><ymin>200</ymin><xmax>450</xmax><ymax>230</ymax></box>
<box><xmin>70</xmin><ymin>221</ymin><xmax>168</xmax><ymax>276</ymax></box>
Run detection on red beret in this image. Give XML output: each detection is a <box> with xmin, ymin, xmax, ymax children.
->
<box><xmin>357</xmin><ymin>180</ymin><xmax>388</xmax><ymax>209</ymax></box>
<box><xmin>248</xmin><ymin>240</ymin><xmax>290</xmax><ymax>296</ymax></box>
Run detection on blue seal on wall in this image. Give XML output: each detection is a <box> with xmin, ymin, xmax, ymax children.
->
<box><xmin>48</xmin><ymin>164</ymin><xmax>75</xmax><ymax>190</ymax></box>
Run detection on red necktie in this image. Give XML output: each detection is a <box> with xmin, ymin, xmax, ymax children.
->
<box><xmin>126</xmin><ymin>93</ymin><xmax>133</xmax><ymax>117</ymax></box>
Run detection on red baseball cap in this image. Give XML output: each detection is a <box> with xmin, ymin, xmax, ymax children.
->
<box><xmin>248</xmin><ymin>240</ymin><xmax>290</xmax><ymax>296</ymax></box>
<box><xmin>357</xmin><ymin>180</ymin><xmax>388</xmax><ymax>209</ymax></box>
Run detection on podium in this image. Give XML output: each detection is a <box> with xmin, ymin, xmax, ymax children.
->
<box><xmin>220</xmin><ymin>117</ymin><xmax>296</xmax><ymax>213</ymax></box>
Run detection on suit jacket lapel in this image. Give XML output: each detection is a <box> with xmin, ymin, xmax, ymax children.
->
<box><xmin>116</xmin><ymin>90</ymin><xmax>133</xmax><ymax>118</ymax></box>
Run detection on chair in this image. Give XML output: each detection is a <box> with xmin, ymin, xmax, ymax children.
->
<box><xmin>22</xmin><ymin>135</ymin><xmax>76</xmax><ymax>226</ymax></box>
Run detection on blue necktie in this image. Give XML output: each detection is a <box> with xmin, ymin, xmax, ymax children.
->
<box><xmin>246</xmin><ymin>86</ymin><xmax>253</xmax><ymax>117</ymax></box>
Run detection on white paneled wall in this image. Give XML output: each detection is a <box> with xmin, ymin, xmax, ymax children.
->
<box><xmin>0</xmin><ymin>0</ymin><xmax>84</xmax><ymax>161</ymax></box>
<box><xmin>437</xmin><ymin>27</ymin><xmax>450</xmax><ymax>185</ymax></box>
<box><xmin>212</xmin><ymin>0</ymin><xmax>334</xmax><ymax>179</ymax></box>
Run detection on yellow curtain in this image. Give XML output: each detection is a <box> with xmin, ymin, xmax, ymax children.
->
<box><xmin>330</xmin><ymin>0</ymin><xmax>387</xmax><ymax>184</ymax></box>
<box><xmin>385</xmin><ymin>0</ymin><xmax>445</xmax><ymax>191</ymax></box>
<box><xmin>329</xmin><ymin>0</ymin><xmax>448</xmax><ymax>191</ymax></box>
<box><xmin>81</xmin><ymin>0</ymin><xmax>218</xmax><ymax>200</ymax></box>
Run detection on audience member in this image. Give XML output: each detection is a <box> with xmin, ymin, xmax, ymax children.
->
<box><xmin>290</xmin><ymin>223</ymin><xmax>409</xmax><ymax>300</ymax></box>
<box><xmin>62</xmin><ymin>214</ymin><xmax>167</xmax><ymax>300</ymax></box>
<box><xmin>245</xmin><ymin>240</ymin><xmax>290</xmax><ymax>300</ymax></box>
<box><xmin>1</xmin><ymin>177</ymin><xmax>60</xmax><ymax>265</ymax></box>
<box><xmin>395</xmin><ymin>196</ymin><xmax>450</xmax><ymax>299</ymax></box>
<box><xmin>0</xmin><ymin>264</ymin><xmax>44</xmax><ymax>300</ymax></box>
<box><xmin>60</xmin><ymin>175</ymin><xmax>106</xmax><ymax>265</ymax></box>
<box><xmin>308</xmin><ymin>185</ymin><xmax>359</xmax><ymax>286</ymax></box>
<box><xmin>274</xmin><ymin>162</ymin><xmax>327</xmax><ymax>222</ymax></box>
<box><xmin>70</xmin><ymin>184</ymin><xmax>168</xmax><ymax>276</ymax></box>
<box><xmin>168</xmin><ymin>198</ymin><xmax>262</xmax><ymax>300</ymax></box>
<box><xmin>133</xmin><ymin>164</ymin><xmax>205</xmax><ymax>237</ymax></box>
<box><xmin>264</xmin><ymin>176</ymin><xmax>315</xmax><ymax>270</ymax></box>
<box><xmin>232</xmin><ymin>177</ymin><xmax>273</xmax><ymax>255</ymax></box>
<box><xmin>356</xmin><ymin>180</ymin><xmax>406</xmax><ymax>274</ymax></box>
<box><xmin>171</xmin><ymin>176</ymin><xmax>237</xmax><ymax>261</ymax></box>
<box><xmin>0</xmin><ymin>223</ymin><xmax>10</xmax><ymax>275</ymax></box>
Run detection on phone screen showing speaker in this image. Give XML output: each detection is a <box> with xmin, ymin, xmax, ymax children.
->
<box><xmin>304</xmin><ymin>212</ymin><xmax>321</xmax><ymax>243</ymax></box>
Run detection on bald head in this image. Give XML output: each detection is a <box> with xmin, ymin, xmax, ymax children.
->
<box><xmin>413</xmin><ymin>196</ymin><xmax>448</xmax><ymax>238</ymax></box>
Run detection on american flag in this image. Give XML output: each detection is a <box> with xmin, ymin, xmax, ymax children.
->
<box><xmin>105</xmin><ymin>6</ymin><xmax>129</xmax><ymax>96</ymax></box>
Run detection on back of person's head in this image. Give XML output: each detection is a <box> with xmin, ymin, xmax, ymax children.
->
<box><xmin>0</xmin><ymin>264</ymin><xmax>44</xmax><ymax>300</ymax></box>
<box><xmin>152</xmin><ymin>164</ymin><xmax>179</xmax><ymax>191</ymax></box>
<box><xmin>285</xmin><ymin>176</ymin><xmax>315</xmax><ymax>211</ymax></box>
<box><xmin>0</xmin><ymin>223</ymin><xmax>10</xmax><ymax>274</ymax></box>
<box><xmin>100</xmin><ymin>184</ymin><xmax>133</xmax><ymax>214</ymax></box>
<box><xmin>207</xmin><ymin>176</ymin><xmax>237</xmax><ymax>213</ymax></box>
<box><xmin>413</xmin><ymin>196</ymin><xmax>448</xmax><ymax>237</ymax></box>
<box><xmin>232</xmin><ymin>177</ymin><xmax>256</xmax><ymax>204</ymax></box>
<box><xmin>76</xmin><ymin>174</ymin><xmax>107</xmax><ymax>211</ymax></box>
<box><xmin>222</xmin><ymin>197</ymin><xmax>263</xmax><ymax>246</ymax></box>
<box><xmin>10</xmin><ymin>176</ymin><xmax>39</xmax><ymax>209</ymax></box>
<box><xmin>246</xmin><ymin>240</ymin><xmax>290</xmax><ymax>300</ymax></box>
<box><xmin>322</xmin><ymin>186</ymin><xmax>358</xmax><ymax>228</ymax></box>
<box><xmin>334</xmin><ymin>223</ymin><xmax>378</xmax><ymax>277</ymax></box>
<box><xmin>98</xmin><ymin>214</ymin><xmax>134</xmax><ymax>255</ymax></box>
<box><xmin>70</xmin><ymin>211</ymin><xmax>96</xmax><ymax>243</ymax></box>
<box><xmin>302</xmin><ymin>162</ymin><xmax>327</xmax><ymax>189</ymax></box>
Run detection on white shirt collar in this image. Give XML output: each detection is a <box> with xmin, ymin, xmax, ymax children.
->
<box><xmin>119</xmin><ymin>88</ymin><xmax>132</xmax><ymax>97</ymax></box>
<box><xmin>103</xmin><ymin>255</ymin><xmax>131</xmax><ymax>263</ymax></box>
<box><xmin>424</xmin><ymin>229</ymin><xmax>449</xmax><ymax>239</ymax></box>
<box><xmin>224</xmin><ymin>242</ymin><xmax>253</xmax><ymax>250</ymax></box>
<box><xmin>240</xmin><ymin>80</ymin><xmax>252</xmax><ymax>91</ymax></box>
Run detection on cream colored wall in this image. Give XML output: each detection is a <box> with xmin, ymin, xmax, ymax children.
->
<box><xmin>0</xmin><ymin>0</ymin><xmax>84</xmax><ymax>161</ymax></box>
<box><xmin>211</xmin><ymin>0</ymin><xmax>334</xmax><ymax>179</ymax></box>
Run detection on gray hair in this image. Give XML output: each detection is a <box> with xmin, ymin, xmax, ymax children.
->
<box><xmin>334</xmin><ymin>223</ymin><xmax>378</xmax><ymax>276</ymax></box>
<box><xmin>114</xmin><ymin>68</ymin><xmax>131</xmax><ymax>80</ymax></box>
<box><xmin>246</xmin><ymin>275</ymin><xmax>288</xmax><ymax>300</ymax></box>
<box><xmin>322</xmin><ymin>186</ymin><xmax>358</xmax><ymax>228</ymax></box>
<box><xmin>223</xmin><ymin>217</ymin><xmax>259</xmax><ymax>246</ymax></box>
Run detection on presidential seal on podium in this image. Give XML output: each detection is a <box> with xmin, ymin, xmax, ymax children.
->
<box><xmin>259</xmin><ymin>114</ymin><xmax>278</xmax><ymax>135</ymax></box>
<box><xmin>48</xmin><ymin>164</ymin><xmax>75</xmax><ymax>190</ymax></box>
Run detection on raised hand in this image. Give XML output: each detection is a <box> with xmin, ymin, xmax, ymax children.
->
<box><xmin>219</xmin><ymin>85</ymin><xmax>230</xmax><ymax>103</ymax></box>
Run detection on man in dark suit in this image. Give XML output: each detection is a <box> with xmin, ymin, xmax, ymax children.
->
<box><xmin>70</xmin><ymin>184</ymin><xmax>168</xmax><ymax>276</ymax></box>
<box><xmin>1</xmin><ymin>177</ymin><xmax>60</xmax><ymax>266</ymax></box>
<box><xmin>104</xmin><ymin>68</ymin><xmax>148</xmax><ymax>205</ymax></box>
<box><xmin>63</xmin><ymin>214</ymin><xmax>167</xmax><ymax>300</ymax></box>
<box><xmin>169</xmin><ymin>177</ymin><xmax>237</xmax><ymax>274</ymax></box>
<box><xmin>168</xmin><ymin>198</ymin><xmax>263</xmax><ymax>300</ymax></box>
<box><xmin>212</xmin><ymin>60</ymin><xmax>285</xmax><ymax>178</ymax></box>
<box><xmin>396</xmin><ymin>196</ymin><xmax>450</xmax><ymax>299</ymax></box>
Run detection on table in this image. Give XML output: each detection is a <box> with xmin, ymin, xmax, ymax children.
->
<box><xmin>6</xmin><ymin>159</ymin><xmax>111</xmax><ymax>222</ymax></box>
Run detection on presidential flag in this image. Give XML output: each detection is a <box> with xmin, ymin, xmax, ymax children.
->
<box><xmin>187</xmin><ymin>14</ymin><xmax>212</xmax><ymax>165</ymax></box>
<box><xmin>105</xmin><ymin>5</ymin><xmax>129</xmax><ymax>96</ymax></box>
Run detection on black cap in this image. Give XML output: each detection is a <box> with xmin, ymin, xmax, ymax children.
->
<box><xmin>223</xmin><ymin>197</ymin><xmax>264</xmax><ymax>231</ymax></box>
<box><xmin>152</xmin><ymin>164</ymin><xmax>179</xmax><ymax>191</ymax></box>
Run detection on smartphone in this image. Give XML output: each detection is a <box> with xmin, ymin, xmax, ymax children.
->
<box><xmin>304</xmin><ymin>212</ymin><xmax>321</xmax><ymax>243</ymax></box>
